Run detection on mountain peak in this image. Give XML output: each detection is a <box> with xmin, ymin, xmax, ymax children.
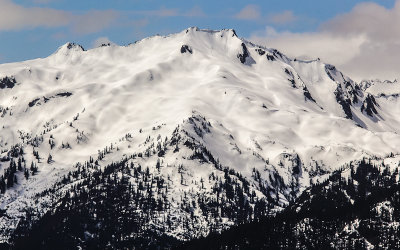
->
<box><xmin>49</xmin><ymin>42</ymin><xmax>85</xmax><ymax>64</ymax></box>
<box><xmin>184</xmin><ymin>27</ymin><xmax>237</xmax><ymax>37</ymax></box>
<box><xmin>54</xmin><ymin>42</ymin><xmax>85</xmax><ymax>55</ymax></box>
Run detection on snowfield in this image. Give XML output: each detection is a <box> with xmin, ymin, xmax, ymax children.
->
<box><xmin>0</xmin><ymin>27</ymin><xmax>400</xmax><ymax>242</ymax></box>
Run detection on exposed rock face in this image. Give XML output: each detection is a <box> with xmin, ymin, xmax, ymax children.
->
<box><xmin>180</xmin><ymin>45</ymin><xmax>193</xmax><ymax>54</ymax></box>
<box><xmin>0</xmin><ymin>76</ymin><xmax>16</xmax><ymax>89</ymax></box>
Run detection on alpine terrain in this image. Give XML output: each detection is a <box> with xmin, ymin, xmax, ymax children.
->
<box><xmin>0</xmin><ymin>27</ymin><xmax>400</xmax><ymax>249</ymax></box>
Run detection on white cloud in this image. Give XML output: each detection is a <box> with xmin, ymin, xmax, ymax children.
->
<box><xmin>0</xmin><ymin>0</ymin><xmax>71</xmax><ymax>30</ymax></box>
<box><xmin>132</xmin><ymin>8</ymin><xmax>179</xmax><ymax>17</ymax></box>
<box><xmin>0</xmin><ymin>0</ymin><xmax>118</xmax><ymax>34</ymax></box>
<box><xmin>0</xmin><ymin>1</ymin><xmax>200</xmax><ymax>36</ymax></box>
<box><xmin>249</xmin><ymin>1</ymin><xmax>400</xmax><ymax>81</ymax></box>
<box><xmin>184</xmin><ymin>6</ymin><xmax>206</xmax><ymax>17</ymax></box>
<box><xmin>71</xmin><ymin>10</ymin><xmax>119</xmax><ymax>35</ymax></box>
<box><xmin>51</xmin><ymin>31</ymin><xmax>66</xmax><ymax>40</ymax></box>
<box><xmin>127</xmin><ymin>7</ymin><xmax>205</xmax><ymax>19</ymax></box>
<box><xmin>268</xmin><ymin>10</ymin><xmax>297</xmax><ymax>25</ymax></box>
<box><xmin>251</xmin><ymin>27</ymin><xmax>366</xmax><ymax>66</ymax></box>
<box><xmin>235</xmin><ymin>6</ymin><xmax>299</xmax><ymax>25</ymax></box>
<box><xmin>235</xmin><ymin>5</ymin><xmax>261</xmax><ymax>20</ymax></box>
<box><xmin>31</xmin><ymin>0</ymin><xmax>55</xmax><ymax>4</ymax></box>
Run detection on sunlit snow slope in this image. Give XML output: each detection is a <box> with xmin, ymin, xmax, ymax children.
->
<box><xmin>0</xmin><ymin>27</ymin><xmax>400</xmax><ymax>241</ymax></box>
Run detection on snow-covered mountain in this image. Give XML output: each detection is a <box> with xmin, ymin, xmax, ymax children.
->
<box><xmin>1</xmin><ymin>27</ymin><xmax>400</xmax><ymax>247</ymax></box>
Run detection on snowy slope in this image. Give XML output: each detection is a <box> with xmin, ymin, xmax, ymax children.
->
<box><xmin>1</xmin><ymin>27</ymin><xmax>400</xmax><ymax>242</ymax></box>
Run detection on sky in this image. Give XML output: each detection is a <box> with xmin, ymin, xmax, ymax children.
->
<box><xmin>0</xmin><ymin>0</ymin><xmax>398</xmax><ymax>81</ymax></box>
